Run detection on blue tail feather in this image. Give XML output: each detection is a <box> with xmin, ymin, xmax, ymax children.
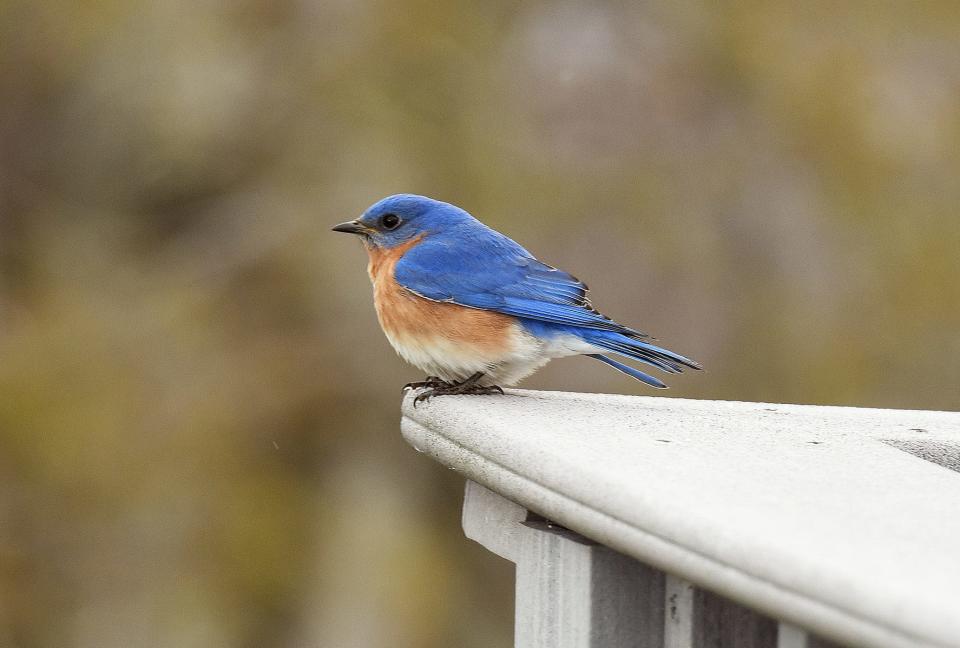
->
<box><xmin>589</xmin><ymin>355</ymin><xmax>667</xmax><ymax>389</ymax></box>
<box><xmin>517</xmin><ymin>319</ymin><xmax>701</xmax><ymax>388</ymax></box>
<box><xmin>584</xmin><ymin>330</ymin><xmax>701</xmax><ymax>374</ymax></box>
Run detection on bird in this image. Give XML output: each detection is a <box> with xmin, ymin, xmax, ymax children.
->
<box><xmin>333</xmin><ymin>194</ymin><xmax>700</xmax><ymax>404</ymax></box>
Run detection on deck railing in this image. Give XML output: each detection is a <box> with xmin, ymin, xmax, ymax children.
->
<box><xmin>400</xmin><ymin>390</ymin><xmax>960</xmax><ymax>648</ymax></box>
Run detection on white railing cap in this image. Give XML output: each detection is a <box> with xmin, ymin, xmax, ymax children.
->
<box><xmin>401</xmin><ymin>390</ymin><xmax>960</xmax><ymax>648</ymax></box>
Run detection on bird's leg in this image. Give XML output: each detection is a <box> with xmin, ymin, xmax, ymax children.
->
<box><xmin>412</xmin><ymin>372</ymin><xmax>505</xmax><ymax>407</ymax></box>
<box><xmin>402</xmin><ymin>376</ymin><xmax>448</xmax><ymax>392</ymax></box>
<box><xmin>454</xmin><ymin>371</ymin><xmax>484</xmax><ymax>389</ymax></box>
<box><xmin>455</xmin><ymin>372</ymin><xmax>505</xmax><ymax>395</ymax></box>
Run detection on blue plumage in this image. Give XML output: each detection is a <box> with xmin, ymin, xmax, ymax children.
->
<box><xmin>334</xmin><ymin>194</ymin><xmax>701</xmax><ymax>390</ymax></box>
<box><xmin>588</xmin><ymin>355</ymin><xmax>667</xmax><ymax>389</ymax></box>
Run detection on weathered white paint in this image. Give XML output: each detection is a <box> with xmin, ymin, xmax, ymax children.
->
<box><xmin>663</xmin><ymin>575</ymin><xmax>694</xmax><ymax>648</ymax></box>
<box><xmin>402</xmin><ymin>389</ymin><xmax>960</xmax><ymax>648</ymax></box>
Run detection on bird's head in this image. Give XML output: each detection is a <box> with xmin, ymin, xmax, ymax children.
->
<box><xmin>332</xmin><ymin>194</ymin><xmax>473</xmax><ymax>249</ymax></box>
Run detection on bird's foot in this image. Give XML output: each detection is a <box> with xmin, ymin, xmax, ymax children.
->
<box><xmin>413</xmin><ymin>383</ymin><xmax>505</xmax><ymax>407</ymax></box>
<box><xmin>410</xmin><ymin>372</ymin><xmax>504</xmax><ymax>407</ymax></box>
<box><xmin>402</xmin><ymin>376</ymin><xmax>447</xmax><ymax>392</ymax></box>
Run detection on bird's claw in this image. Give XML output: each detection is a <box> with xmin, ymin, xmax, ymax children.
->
<box><xmin>413</xmin><ymin>390</ymin><xmax>434</xmax><ymax>408</ymax></box>
<box><xmin>402</xmin><ymin>376</ymin><xmax>447</xmax><ymax>393</ymax></box>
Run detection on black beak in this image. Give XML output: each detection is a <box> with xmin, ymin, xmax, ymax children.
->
<box><xmin>331</xmin><ymin>220</ymin><xmax>368</xmax><ymax>235</ymax></box>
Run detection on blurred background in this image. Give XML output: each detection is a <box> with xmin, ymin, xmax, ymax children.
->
<box><xmin>1</xmin><ymin>1</ymin><xmax>958</xmax><ymax>646</ymax></box>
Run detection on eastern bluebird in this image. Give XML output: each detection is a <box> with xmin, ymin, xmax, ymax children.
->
<box><xmin>333</xmin><ymin>194</ymin><xmax>700</xmax><ymax>402</ymax></box>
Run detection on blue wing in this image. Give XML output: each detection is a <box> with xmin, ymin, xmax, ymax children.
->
<box><xmin>394</xmin><ymin>225</ymin><xmax>701</xmax><ymax>375</ymax></box>
<box><xmin>394</xmin><ymin>226</ymin><xmax>626</xmax><ymax>332</ymax></box>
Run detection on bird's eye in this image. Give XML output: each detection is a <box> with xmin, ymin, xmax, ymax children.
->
<box><xmin>380</xmin><ymin>213</ymin><xmax>401</xmax><ymax>230</ymax></box>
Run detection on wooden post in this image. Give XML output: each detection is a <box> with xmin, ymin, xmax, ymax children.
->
<box><xmin>464</xmin><ymin>481</ymin><xmax>664</xmax><ymax>648</ymax></box>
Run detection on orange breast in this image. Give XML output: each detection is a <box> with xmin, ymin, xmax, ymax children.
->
<box><xmin>366</xmin><ymin>237</ymin><xmax>516</xmax><ymax>353</ymax></box>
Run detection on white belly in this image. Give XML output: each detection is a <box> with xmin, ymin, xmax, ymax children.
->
<box><xmin>386</xmin><ymin>326</ymin><xmax>596</xmax><ymax>386</ymax></box>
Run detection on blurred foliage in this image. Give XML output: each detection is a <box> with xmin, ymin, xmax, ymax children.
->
<box><xmin>1</xmin><ymin>0</ymin><xmax>958</xmax><ymax>646</ymax></box>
